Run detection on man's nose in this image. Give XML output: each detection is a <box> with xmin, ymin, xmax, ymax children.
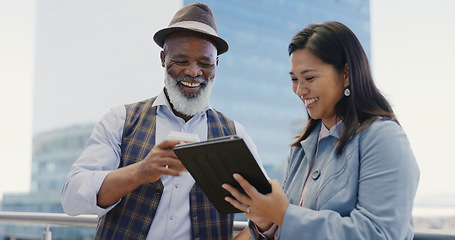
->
<box><xmin>184</xmin><ymin>63</ymin><xmax>202</xmax><ymax>77</ymax></box>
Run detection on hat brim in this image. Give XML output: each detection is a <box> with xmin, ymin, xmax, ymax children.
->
<box><xmin>153</xmin><ymin>27</ymin><xmax>229</xmax><ymax>55</ymax></box>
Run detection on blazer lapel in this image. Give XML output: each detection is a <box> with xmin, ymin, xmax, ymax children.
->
<box><xmin>286</xmin><ymin>123</ymin><xmax>321</xmax><ymax>205</ymax></box>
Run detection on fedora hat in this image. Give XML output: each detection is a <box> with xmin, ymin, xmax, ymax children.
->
<box><xmin>153</xmin><ymin>2</ymin><xmax>229</xmax><ymax>55</ymax></box>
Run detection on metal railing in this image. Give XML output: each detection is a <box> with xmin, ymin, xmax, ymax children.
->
<box><xmin>1</xmin><ymin>211</ymin><xmax>455</xmax><ymax>240</ymax></box>
<box><xmin>0</xmin><ymin>211</ymin><xmax>98</xmax><ymax>227</ymax></box>
<box><xmin>0</xmin><ymin>211</ymin><xmax>247</xmax><ymax>239</ymax></box>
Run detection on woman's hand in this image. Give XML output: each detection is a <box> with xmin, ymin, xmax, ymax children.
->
<box><xmin>223</xmin><ymin>183</ymin><xmax>273</xmax><ymax>231</ymax></box>
<box><xmin>222</xmin><ymin>173</ymin><xmax>289</xmax><ymax>227</ymax></box>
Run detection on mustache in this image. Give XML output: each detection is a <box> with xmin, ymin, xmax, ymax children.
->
<box><xmin>175</xmin><ymin>76</ymin><xmax>205</xmax><ymax>83</ymax></box>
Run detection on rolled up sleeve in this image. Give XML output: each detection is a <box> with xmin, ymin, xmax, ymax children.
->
<box><xmin>61</xmin><ymin>106</ymin><xmax>125</xmax><ymax>217</ymax></box>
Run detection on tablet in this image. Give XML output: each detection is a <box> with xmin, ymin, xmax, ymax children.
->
<box><xmin>173</xmin><ymin>135</ymin><xmax>271</xmax><ymax>214</ymax></box>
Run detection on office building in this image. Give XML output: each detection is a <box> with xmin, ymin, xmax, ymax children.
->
<box><xmin>1</xmin><ymin>124</ymin><xmax>95</xmax><ymax>239</ymax></box>
<box><xmin>186</xmin><ymin>0</ymin><xmax>371</xmax><ymax>180</ymax></box>
<box><xmin>1</xmin><ymin>0</ymin><xmax>370</xmax><ymax>238</ymax></box>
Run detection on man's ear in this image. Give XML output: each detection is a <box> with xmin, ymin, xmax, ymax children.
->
<box><xmin>160</xmin><ymin>51</ymin><xmax>165</xmax><ymax>67</ymax></box>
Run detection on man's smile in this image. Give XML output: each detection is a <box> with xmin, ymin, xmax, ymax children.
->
<box><xmin>180</xmin><ymin>81</ymin><xmax>202</xmax><ymax>88</ymax></box>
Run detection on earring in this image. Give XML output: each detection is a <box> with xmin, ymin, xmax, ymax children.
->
<box><xmin>344</xmin><ymin>87</ymin><xmax>350</xmax><ymax>97</ymax></box>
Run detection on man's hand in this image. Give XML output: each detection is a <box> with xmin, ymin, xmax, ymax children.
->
<box><xmin>137</xmin><ymin>139</ymin><xmax>185</xmax><ymax>182</ymax></box>
<box><xmin>97</xmin><ymin>139</ymin><xmax>184</xmax><ymax>208</ymax></box>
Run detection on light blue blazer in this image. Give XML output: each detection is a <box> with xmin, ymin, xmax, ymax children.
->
<box><xmin>277</xmin><ymin>119</ymin><xmax>419</xmax><ymax>239</ymax></box>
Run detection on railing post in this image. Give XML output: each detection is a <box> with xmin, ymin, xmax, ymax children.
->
<box><xmin>42</xmin><ymin>224</ymin><xmax>52</xmax><ymax>240</ymax></box>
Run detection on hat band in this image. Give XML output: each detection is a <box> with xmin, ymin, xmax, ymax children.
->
<box><xmin>168</xmin><ymin>21</ymin><xmax>218</xmax><ymax>36</ymax></box>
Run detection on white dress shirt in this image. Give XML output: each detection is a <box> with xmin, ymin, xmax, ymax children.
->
<box><xmin>61</xmin><ymin>90</ymin><xmax>265</xmax><ymax>240</ymax></box>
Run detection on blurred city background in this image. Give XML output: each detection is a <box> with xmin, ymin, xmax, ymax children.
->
<box><xmin>1</xmin><ymin>0</ymin><xmax>454</xmax><ymax>239</ymax></box>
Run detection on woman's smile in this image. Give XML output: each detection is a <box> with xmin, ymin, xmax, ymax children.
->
<box><xmin>303</xmin><ymin>97</ymin><xmax>319</xmax><ymax>108</ymax></box>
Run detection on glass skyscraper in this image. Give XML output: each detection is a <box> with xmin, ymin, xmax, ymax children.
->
<box><xmin>186</xmin><ymin>0</ymin><xmax>371</xmax><ymax>180</ymax></box>
<box><xmin>1</xmin><ymin>0</ymin><xmax>370</xmax><ymax>238</ymax></box>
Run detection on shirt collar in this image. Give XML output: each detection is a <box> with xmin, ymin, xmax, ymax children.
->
<box><xmin>319</xmin><ymin>120</ymin><xmax>343</xmax><ymax>140</ymax></box>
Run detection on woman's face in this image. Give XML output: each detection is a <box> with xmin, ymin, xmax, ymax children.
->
<box><xmin>289</xmin><ymin>49</ymin><xmax>349</xmax><ymax>129</ymax></box>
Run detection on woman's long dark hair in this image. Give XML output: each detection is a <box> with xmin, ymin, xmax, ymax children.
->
<box><xmin>289</xmin><ymin>21</ymin><xmax>398</xmax><ymax>155</ymax></box>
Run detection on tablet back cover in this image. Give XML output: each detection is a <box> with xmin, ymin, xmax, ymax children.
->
<box><xmin>174</xmin><ymin>136</ymin><xmax>271</xmax><ymax>214</ymax></box>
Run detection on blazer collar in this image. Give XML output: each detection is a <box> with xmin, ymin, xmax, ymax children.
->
<box><xmin>329</xmin><ymin>121</ymin><xmax>345</xmax><ymax>139</ymax></box>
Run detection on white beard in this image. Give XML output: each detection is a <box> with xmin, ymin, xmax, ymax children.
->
<box><xmin>164</xmin><ymin>71</ymin><xmax>215</xmax><ymax>116</ymax></box>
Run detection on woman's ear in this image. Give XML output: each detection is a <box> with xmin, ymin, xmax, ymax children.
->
<box><xmin>343</xmin><ymin>63</ymin><xmax>349</xmax><ymax>87</ymax></box>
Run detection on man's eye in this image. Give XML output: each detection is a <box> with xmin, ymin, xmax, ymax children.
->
<box><xmin>199</xmin><ymin>63</ymin><xmax>213</xmax><ymax>68</ymax></box>
<box><xmin>291</xmin><ymin>78</ymin><xmax>298</xmax><ymax>81</ymax></box>
<box><xmin>173</xmin><ymin>61</ymin><xmax>188</xmax><ymax>66</ymax></box>
<box><xmin>306</xmin><ymin>77</ymin><xmax>315</xmax><ymax>81</ymax></box>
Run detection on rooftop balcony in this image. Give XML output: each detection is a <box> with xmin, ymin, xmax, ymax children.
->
<box><xmin>1</xmin><ymin>211</ymin><xmax>454</xmax><ymax>240</ymax></box>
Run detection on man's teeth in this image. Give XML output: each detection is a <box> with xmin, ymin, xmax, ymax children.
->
<box><xmin>181</xmin><ymin>81</ymin><xmax>201</xmax><ymax>87</ymax></box>
<box><xmin>304</xmin><ymin>97</ymin><xmax>318</xmax><ymax>105</ymax></box>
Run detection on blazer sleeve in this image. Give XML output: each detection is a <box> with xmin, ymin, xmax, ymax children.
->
<box><xmin>278</xmin><ymin>120</ymin><xmax>420</xmax><ymax>239</ymax></box>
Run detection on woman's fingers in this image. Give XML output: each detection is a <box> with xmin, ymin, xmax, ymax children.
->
<box><xmin>222</xmin><ymin>184</ymin><xmax>251</xmax><ymax>204</ymax></box>
<box><xmin>222</xmin><ymin>173</ymin><xmax>266</xmax><ymax>214</ymax></box>
<box><xmin>224</xmin><ymin>174</ymin><xmax>289</xmax><ymax>227</ymax></box>
<box><xmin>222</xmin><ymin>183</ymin><xmax>255</xmax><ymax>212</ymax></box>
<box><xmin>233</xmin><ymin>173</ymin><xmax>260</xmax><ymax>197</ymax></box>
<box><xmin>223</xmin><ymin>190</ymin><xmax>248</xmax><ymax>212</ymax></box>
<box><xmin>224</xmin><ymin>195</ymin><xmax>249</xmax><ymax>212</ymax></box>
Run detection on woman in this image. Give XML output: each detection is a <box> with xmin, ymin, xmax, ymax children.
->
<box><xmin>224</xmin><ymin>21</ymin><xmax>419</xmax><ymax>239</ymax></box>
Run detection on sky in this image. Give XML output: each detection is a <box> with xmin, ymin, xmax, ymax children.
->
<box><xmin>0</xmin><ymin>0</ymin><xmax>35</xmax><ymax>200</ymax></box>
<box><xmin>1</xmin><ymin>0</ymin><xmax>455</xmax><ymax>207</ymax></box>
<box><xmin>369</xmin><ymin>0</ymin><xmax>455</xmax><ymax>206</ymax></box>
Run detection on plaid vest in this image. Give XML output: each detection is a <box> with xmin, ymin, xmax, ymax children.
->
<box><xmin>94</xmin><ymin>97</ymin><xmax>236</xmax><ymax>240</ymax></box>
